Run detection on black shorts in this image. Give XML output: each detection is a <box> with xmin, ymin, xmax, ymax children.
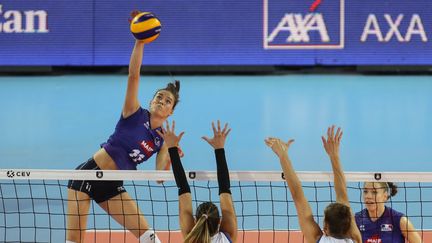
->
<box><xmin>67</xmin><ymin>158</ymin><xmax>126</xmax><ymax>203</ymax></box>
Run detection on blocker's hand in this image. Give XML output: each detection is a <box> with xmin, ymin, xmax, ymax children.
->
<box><xmin>156</xmin><ymin>121</ymin><xmax>185</xmax><ymax>149</ymax></box>
<box><xmin>202</xmin><ymin>120</ymin><xmax>231</xmax><ymax>149</ymax></box>
<box><xmin>321</xmin><ymin>125</ymin><xmax>343</xmax><ymax>158</ymax></box>
<box><xmin>264</xmin><ymin>137</ymin><xmax>294</xmax><ymax>158</ymax></box>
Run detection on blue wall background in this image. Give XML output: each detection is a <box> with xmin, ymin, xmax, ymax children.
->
<box><xmin>1</xmin><ymin>74</ymin><xmax>431</xmax><ymax>172</ymax></box>
<box><xmin>0</xmin><ymin>0</ymin><xmax>431</xmax><ymax>65</ymax></box>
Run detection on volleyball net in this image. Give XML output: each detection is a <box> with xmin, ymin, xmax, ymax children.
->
<box><xmin>1</xmin><ymin>169</ymin><xmax>431</xmax><ymax>243</ymax></box>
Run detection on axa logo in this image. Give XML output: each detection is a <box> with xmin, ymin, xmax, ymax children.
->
<box><xmin>267</xmin><ymin>13</ymin><xmax>330</xmax><ymax>43</ymax></box>
<box><xmin>0</xmin><ymin>4</ymin><xmax>49</xmax><ymax>33</ymax></box>
<box><xmin>6</xmin><ymin>170</ymin><xmax>31</xmax><ymax>178</ymax></box>
<box><xmin>263</xmin><ymin>0</ymin><xmax>344</xmax><ymax>49</ymax></box>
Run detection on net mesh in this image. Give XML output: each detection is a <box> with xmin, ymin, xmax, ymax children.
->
<box><xmin>1</xmin><ymin>169</ymin><xmax>431</xmax><ymax>243</ymax></box>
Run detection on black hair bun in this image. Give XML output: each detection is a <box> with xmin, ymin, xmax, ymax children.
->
<box><xmin>174</xmin><ymin>80</ymin><xmax>180</xmax><ymax>92</ymax></box>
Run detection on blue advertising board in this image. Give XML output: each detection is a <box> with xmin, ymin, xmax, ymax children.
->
<box><xmin>0</xmin><ymin>0</ymin><xmax>431</xmax><ymax>65</ymax></box>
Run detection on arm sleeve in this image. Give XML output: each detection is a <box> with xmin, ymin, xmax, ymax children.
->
<box><xmin>168</xmin><ymin>147</ymin><xmax>191</xmax><ymax>195</ymax></box>
<box><xmin>215</xmin><ymin>148</ymin><xmax>231</xmax><ymax>195</ymax></box>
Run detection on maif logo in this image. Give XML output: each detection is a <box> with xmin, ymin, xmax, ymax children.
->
<box><xmin>263</xmin><ymin>0</ymin><xmax>344</xmax><ymax>49</ymax></box>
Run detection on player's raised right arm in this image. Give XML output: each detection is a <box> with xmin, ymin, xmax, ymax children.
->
<box><xmin>202</xmin><ymin>121</ymin><xmax>237</xmax><ymax>242</ymax></box>
<box><xmin>322</xmin><ymin>126</ymin><xmax>362</xmax><ymax>243</ymax></box>
<box><xmin>122</xmin><ymin>39</ymin><xmax>143</xmax><ymax>118</ymax></box>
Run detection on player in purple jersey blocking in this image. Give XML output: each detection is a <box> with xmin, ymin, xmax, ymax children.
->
<box><xmin>266</xmin><ymin>126</ymin><xmax>362</xmax><ymax>243</ymax></box>
<box><xmin>65</xmin><ymin>12</ymin><xmax>179</xmax><ymax>243</ymax></box>
<box><xmin>355</xmin><ymin>182</ymin><xmax>422</xmax><ymax>243</ymax></box>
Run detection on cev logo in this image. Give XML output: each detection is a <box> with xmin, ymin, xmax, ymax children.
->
<box><xmin>263</xmin><ymin>0</ymin><xmax>345</xmax><ymax>49</ymax></box>
<box><xmin>6</xmin><ymin>170</ymin><xmax>31</xmax><ymax>178</ymax></box>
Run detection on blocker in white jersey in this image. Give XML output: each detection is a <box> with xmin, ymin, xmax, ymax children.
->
<box><xmin>317</xmin><ymin>235</ymin><xmax>354</xmax><ymax>243</ymax></box>
<box><xmin>211</xmin><ymin>232</ymin><xmax>232</xmax><ymax>243</ymax></box>
<box><xmin>266</xmin><ymin>126</ymin><xmax>362</xmax><ymax>243</ymax></box>
<box><xmin>160</xmin><ymin>120</ymin><xmax>238</xmax><ymax>243</ymax></box>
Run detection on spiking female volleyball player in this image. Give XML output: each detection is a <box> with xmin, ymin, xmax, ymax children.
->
<box><xmin>265</xmin><ymin>126</ymin><xmax>362</xmax><ymax>243</ymax></box>
<box><xmin>157</xmin><ymin>120</ymin><xmax>237</xmax><ymax>243</ymax></box>
<box><xmin>355</xmin><ymin>182</ymin><xmax>422</xmax><ymax>243</ymax></box>
<box><xmin>65</xmin><ymin>12</ymin><xmax>177</xmax><ymax>243</ymax></box>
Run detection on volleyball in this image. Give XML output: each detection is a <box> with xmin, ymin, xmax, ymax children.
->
<box><xmin>130</xmin><ymin>12</ymin><xmax>161</xmax><ymax>43</ymax></box>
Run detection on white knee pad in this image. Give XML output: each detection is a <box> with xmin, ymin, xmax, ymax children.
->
<box><xmin>139</xmin><ymin>229</ymin><xmax>161</xmax><ymax>243</ymax></box>
<box><xmin>66</xmin><ymin>241</ymin><xmax>77</xmax><ymax>243</ymax></box>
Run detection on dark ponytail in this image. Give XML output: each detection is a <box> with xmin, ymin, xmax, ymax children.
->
<box><xmin>166</xmin><ymin>80</ymin><xmax>180</xmax><ymax>109</ymax></box>
<box><xmin>386</xmin><ymin>182</ymin><xmax>398</xmax><ymax>198</ymax></box>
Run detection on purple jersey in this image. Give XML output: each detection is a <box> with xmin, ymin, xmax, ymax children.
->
<box><xmin>101</xmin><ymin>107</ymin><xmax>164</xmax><ymax>170</ymax></box>
<box><xmin>355</xmin><ymin>206</ymin><xmax>404</xmax><ymax>243</ymax></box>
